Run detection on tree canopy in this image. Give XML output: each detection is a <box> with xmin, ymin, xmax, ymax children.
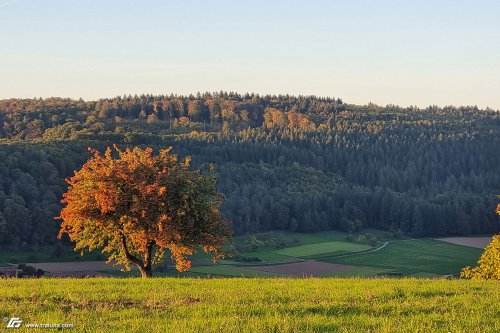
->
<box><xmin>57</xmin><ymin>145</ymin><xmax>230</xmax><ymax>277</ymax></box>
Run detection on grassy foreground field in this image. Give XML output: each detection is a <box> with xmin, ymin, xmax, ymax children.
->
<box><xmin>1</xmin><ymin>278</ymin><xmax>498</xmax><ymax>332</ymax></box>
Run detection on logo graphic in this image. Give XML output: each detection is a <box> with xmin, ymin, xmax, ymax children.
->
<box><xmin>6</xmin><ymin>318</ymin><xmax>22</xmax><ymax>328</ymax></box>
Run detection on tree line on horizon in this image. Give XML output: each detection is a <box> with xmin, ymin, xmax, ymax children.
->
<box><xmin>0</xmin><ymin>93</ymin><xmax>499</xmax><ymax>250</ymax></box>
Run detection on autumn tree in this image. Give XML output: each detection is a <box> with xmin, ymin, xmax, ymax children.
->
<box><xmin>263</xmin><ymin>108</ymin><xmax>286</xmax><ymax>128</ymax></box>
<box><xmin>57</xmin><ymin>145</ymin><xmax>231</xmax><ymax>278</ymax></box>
<box><xmin>188</xmin><ymin>100</ymin><xmax>204</xmax><ymax>122</ymax></box>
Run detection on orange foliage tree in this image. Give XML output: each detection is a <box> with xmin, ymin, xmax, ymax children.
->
<box><xmin>57</xmin><ymin>145</ymin><xmax>231</xmax><ymax>278</ymax></box>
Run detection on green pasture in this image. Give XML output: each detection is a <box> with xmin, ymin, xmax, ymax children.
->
<box><xmin>275</xmin><ymin>241</ymin><xmax>371</xmax><ymax>257</ymax></box>
<box><xmin>323</xmin><ymin>239</ymin><xmax>483</xmax><ymax>276</ymax></box>
<box><xmin>0</xmin><ymin>278</ymin><xmax>498</xmax><ymax>332</ymax></box>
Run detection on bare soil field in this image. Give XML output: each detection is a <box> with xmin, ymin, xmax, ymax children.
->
<box><xmin>436</xmin><ymin>237</ymin><xmax>492</xmax><ymax>249</ymax></box>
<box><xmin>252</xmin><ymin>261</ymin><xmax>356</xmax><ymax>276</ymax></box>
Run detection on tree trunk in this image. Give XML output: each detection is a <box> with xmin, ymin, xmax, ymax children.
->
<box><xmin>139</xmin><ymin>241</ymin><xmax>154</xmax><ymax>278</ymax></box>
<box><xmin>138</xmin><ymin>265</ymin><xmax>152</xmax><ymax>278</ymax></box>
<box><xmin>121</xmin><ymin>235</ymin><xmax>154</xmax><ymax>278</ymax></box>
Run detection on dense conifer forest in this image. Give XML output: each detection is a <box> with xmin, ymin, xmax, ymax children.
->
<box><xmin>0</xmin><ymin>93</ymin><xmax>499</xmax><ymax>249</ymax></box>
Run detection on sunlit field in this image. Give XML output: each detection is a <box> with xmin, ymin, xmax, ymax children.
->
<box><xmin>1</xmin><ymin>278</ymin><xmax>498</xmax><ymax>332</ymax></box>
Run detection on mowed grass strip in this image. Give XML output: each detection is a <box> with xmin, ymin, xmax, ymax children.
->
<box><xmin>238</xmin><ymin>250</ymin><xmax>291</xmax><ymax>262</ymax></box>
<box><xmin>189</xmin><ymin>265</ymin><xmax>284</xmax><ymax>277</ymax></box>
<box><xmin>322</xmin><ymin>239</ymin><xmax>483</xmax><ymax>275</ymax></box>
<box><xmin>275</xmin><ymin>241</ymin><xmax>371</xmax><ymax>257</ymax></box>
<box><xmin>0</xmin><ymin>278</ymin><xmax>498</xmax><ymax>332</ymax></box>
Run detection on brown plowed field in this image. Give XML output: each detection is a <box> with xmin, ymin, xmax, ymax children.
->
<box><xmin>437</xmin><ymin>237</ymin><xmax>492</xmax><ymax>249</ymax></box>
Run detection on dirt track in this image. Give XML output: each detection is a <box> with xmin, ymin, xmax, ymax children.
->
<box><xmin>437</xmin><ymin>237</ymin><xmax>492</xmax><ymax>249</ymax></box>
<box><xmin>252</xmin><ymin>261</ymin><xmax>356</xmax><ymax>276</ymax></box>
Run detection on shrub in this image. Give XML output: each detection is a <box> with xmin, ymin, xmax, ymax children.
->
<box><xmin>240</xmin><ymin>232</ymin><xmax>297</xmax><ymax>252</ymax></box>
<box><xmin>356</xmin><ymin>233</ymin><xmax>380</xmax><ymax>247</ymax></box>
<box><xmin>461</xmin><ymin>235</ymin><xmax>500</xmax><ymax>280</ymax></box>
<box><xmin>17</xmin><ymin>264</ymin><xmax>43</xmax><ymax>278</ymax></box>
<box><xmin>234</xmin><ymin>255</ymin><xmax>261</xmax><ymax>262</ymax></box>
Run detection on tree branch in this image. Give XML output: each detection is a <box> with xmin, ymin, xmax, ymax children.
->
<box><xmin>120</xmin><ymin>234</ymin><xmax>144</xmax><ymax>269</ymax></box>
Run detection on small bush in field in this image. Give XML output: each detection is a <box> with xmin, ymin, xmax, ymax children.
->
<box><xmin>356</xmin><ymin>233</ymin><xmax>380</xmax><ymax>247</ymax></box>
<box><xmin>461</xmin><ymin>235</ymin><xmax>500</xmax><ymax>280</ymax></box>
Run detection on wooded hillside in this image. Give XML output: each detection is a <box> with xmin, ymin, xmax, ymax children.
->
<box><xmin>0</xmin><ymin>93</ymin><xmax>499</xmax><ymax>249</ymax></box>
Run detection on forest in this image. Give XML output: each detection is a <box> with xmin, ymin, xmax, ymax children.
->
<box><xmin>0</xmin><ymin>92</ymin><xmax>499</xmax><ymax>250</ymax></box>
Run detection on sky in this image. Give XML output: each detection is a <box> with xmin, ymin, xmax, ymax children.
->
<box><xmin>0</xmin><ymin>0</ymin><xmax>499</xmax><ymax>109</ymax></box>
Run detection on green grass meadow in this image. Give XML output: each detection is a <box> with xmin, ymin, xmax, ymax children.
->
<box><xmin>0</xmin><ymin>234</ymin><xmax>495</xmax><ymax>332</ymax></box>
<box><xmin>0</xmin><ymin>278</ymin><xmax>498</xmax><ymax>332</ymax></box>
<box><xmin>163</xmin><ymin>237</ymin><xmax>485</xmax><ymax>278</ymax></box>
<box><xmin>274</xmin><ymin>241</ymin><xmax>371</xmax><ymax>257</ymax></box>
<box><xmin>323</xmin><ymin>239</ymin><xmax>484</xmax><ymax>276</ymax></box>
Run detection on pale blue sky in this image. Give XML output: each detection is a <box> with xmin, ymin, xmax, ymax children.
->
<box><xmin>1</xmin><ymin>0</ymin><xmax>499</xmax><ymax>108</ymax></box>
